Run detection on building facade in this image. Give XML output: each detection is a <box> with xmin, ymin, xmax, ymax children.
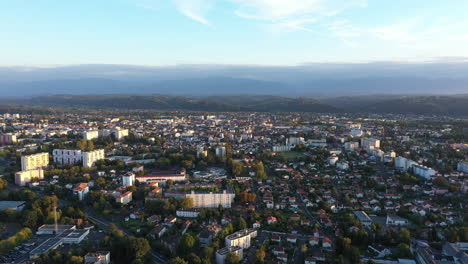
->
<box><xmin>21</xmin><ymin>153</ymin><xmax>49</xmax><ymax>171</ymax></box>
<box><xmin>82</xmin><ymin>149</ymin><xmax>105</xmax><ymax>168</ymax></box>
<box><xmin>15</xmin><ymin>169</ymin><xmax>44</xmax><ymax>186</ymax></box>
<box><xmin>165</xmin><ymin>190</ymin><xmax>235</xmax><ymax>208</ymax></box>
<box><xmin>53</xmin><ymin>149</ymin><xmax>82</xmax><ymax>165</ymax></box>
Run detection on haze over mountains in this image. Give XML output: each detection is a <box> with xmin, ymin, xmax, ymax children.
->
<box><xmin>1</xmin><ymin>61</ymin><xmax>468</xmax><ymax>96</ymax></box>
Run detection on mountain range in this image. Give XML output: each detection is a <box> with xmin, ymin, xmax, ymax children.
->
<box><xmin>1</xmin><ymin>94</ymin><xmax>464</xmax><ymax>116</ymax></box>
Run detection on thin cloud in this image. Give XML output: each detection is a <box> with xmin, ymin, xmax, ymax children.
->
<box><xmin>172</xmin><ymin>0</ymin><xmax>214</xmax><ymax>26</ymax></box>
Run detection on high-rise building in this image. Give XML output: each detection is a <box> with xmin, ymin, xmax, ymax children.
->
<box><xmin>21</xmin><ymin>153</ymin><xmax>49</xmax><ymax>171</ymax></box>
<box><xmin>82</xmin><ymin>149</ymin><xmax>105</xmax><ymax>168</ymax></box>
<box><xmin>122</xmin><ymin>173</ymin><xmax>135</xmax><ymax>186</ymax></box>
<box><xmin>53</xmin><ymin>149</ymin><xmax>82</xmax><ymax>165</ymax></box>
<box><xmin>215</xmin><ymin>146</ymin><xmax>226</xmax><ymax>157</ymax></box>
<box><xmin>165</xmin><ymin>190</ymin><xmax>235</xmax><ymax>208</ymax></box>
<box><xmin>15</xmin><ymin>169</ymin><xmax>44</xmax><ymax>186</ymax></box>
<box><xmin>457</xmin><ymin>161</ymin><xmax>468</xmax><ymax>173</ymax></box>
<box><xmin>83</xmin><ymin>130</ymin><xmax>99</xmax><ymax>140</ymax></box>
<box><xmin>0</xmin><ymin>133</ymin><xmax>17</xmax><ymax>145</ymax></box>
<box><xmin>361</xmin><ymin>138</ymin><xmax>380</xmax><ymax>150</ymax></box>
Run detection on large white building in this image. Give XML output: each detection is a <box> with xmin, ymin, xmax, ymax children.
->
<box><xmin>272</xmin><ymin>145</ymin><xmax>293</xmax><ymax>152</ymax></box>
<box><xmin>115</xmin><ymin>191</ymin><xmax>132</xmax><ymax>205</ymax></box>
<box><xmin>287</xmin><ymin>137</ymin><xmax>305</xmax><ymax>145</ymax></box>
<box><xmin>457</xmin><ymin>161</ymin><xmax>468</xmax><ymax>173</ymax></box>
<box><xmin>165</xmin><ymin>190</ymin><xmax>235</xmax><ymax>208</ymax></box>
<box><xmin>122</xmin><ymin>173</ymin><xmax>135</xmax><ymax>186</ymax></box>
<box><xmin>15</xmin><ymin>169</ymin><xmax>44</xmax><ymax>186</ymax></box>
<box><xmin>413</xmin><ymin>164</ymin><xmax>436</xmax><ymax>180</ymax></box>
<box><xmin>111</xmin><ymin>127</ymin><xmax>129</xmax><ymax>140</ymax></box>
<box><xmin>82</xmin><ymin>149</ymin><xmax>105</xmax><ymax>168</ymax></box>
<box><xmin>0</xmin><ymin>133</ymin><xmax>17</xmax><ymax>145</ymax></box>
<box><xmin>216</xmin><ymin>246</ymin><xmax>243</xmax><ymax>264</ymax></box>
<box><xmin>215</xmin><ymin>146</ymin><xmax>226</xmax><ymax>157</ymax></box>
<box><xmin>53</xmin><ymin>149</ymin><xmax>82</xmax><ymax>165</ymax></box>
<box><xmin>361</xmin><ymin>138</ymin><xmax>380</xmax><ymax>150</ymax></box>
<box><xmin>344</xmin><ymin>141</ymin><xmax>360</xmax><ymax>151</ymax></box>
<box><xmin>395</xmin><ymin>156</ymin><xmax>417</xmax><ymax>171</ymax></box>
<box><xmin>21</xmin><ymin>153</ymin><xmax>49</xmax><ymax>171</ymax></box>
<box><xmin>73</xmin><ymin>183</ymin><xmax>89</xmax><ymax>201</ymax></box>
<box><xmin>83</xmin><ymin>130</ymin><xmax>99</xmax><ymax>140</ymax></box>
<box><xmin>225</xmin><ymin>229</ymin><xmax>257</xmax><ymax>249</ymax></box>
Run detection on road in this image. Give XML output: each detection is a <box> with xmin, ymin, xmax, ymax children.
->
<box><xmin>86</xmin><ymin>209</ymin><xmax>168</xmax><ymax>264</ymax></box>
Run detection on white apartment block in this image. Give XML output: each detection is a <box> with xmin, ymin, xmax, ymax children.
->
<box><xmin>216</xmin><ymin>246</ymin><xmax>243</xmax><ymax>264</ymax></box>
<box><xmin>225</xmin><ymin>229</ymin><xmax>257</xmax><ymax>249</ymax></box>
<box><xmin>344</xmin><ymin>141</ymin><xmax>360</xmax><ymax>151</ymax></box>
<box><xmin>413</xmin><ymin>164</ymin><xmax>436</xmax><ymax>180</ymax></box>
<box><xmin>53</xmin><ymin>149</ymin><xmax>82</xmax><ymax>165</ymax></box>
<box><xmin>165</xmin><ymin>190</ymin><xmax>235</xmax><ymax>208</ymax></box>
<box><xmin>73</xmin><ymin>183</ymin><xmax>89</xmax><ymax>201</ymax></box>
<box><xmin>176</xmin><ymin>209</ymin><xmax>201</xmax><ymax>218</ymax></box>
<box><xmin>115</xmin><ymin>191</ymin><xmax>132</xmax><ymax>205</ymax></box>
<box><xmin>111</xmin><ymin>127</ymin><xmax>129</xmax><ymax>140</ymax></box>
<box><xmin>122</xmin><ymin>173</ymin><xmax>135</xmax><ymax>186</ymax></box>
<box><xmin>215</xmin><ymin>146</ymin><xmax>226</xmax><ymax>157</ymax></box>
<box><xmin>0</xmin><ymin>133</ymin><xmax>17</xmax><ymax>145</ymax></box>
<box><xmin>21</xmin><ymin>152</ymin><xmax>49</xmax><ymax>171</ymax></box>
<box><xmin>457</xmin><ymin>161</ymin><xmax>468</xmax><ymax>173</ymax></box>
<box><xmin>82</xmin><ymin>149</ymin><xmax>105</xmax><ymax>168</ymax></box>
<box><xmin>361</xmin><ymin>138</ymin><xmax>380</xmax><ymax>150</ymax></box>
<box><xmin>394</xmin><ymin>156</ymin><xmax>417</xmax><ymax>171</ymax></box>
<box><xmin>287</xmin><ymin>137</ymin><xmax>305</xmax><ymax>145</ymax></box>
<box><xmin>15</xmin><ymin>169</ymin><xmax>44</xmax><ymax>186</ymax></box>
<box><xmin>272</xmin><ymin>145</ymin><xmax>293</xmax><ymax>152</ymax></box>
<box><xmin>83</xmin><ymin>130</ymin><xmax>99</xmax><ymax>140</ymax></box>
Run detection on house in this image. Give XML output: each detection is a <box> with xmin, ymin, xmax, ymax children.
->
<box><xmin>252</xmin><ymin>221</ymin><xmax>261</xmax><ymax>229</ymax></box>
<box><xmin>267</xmin><ymin>216</ymin><xmax>278</xmax><ymax>224</ymax></box>
<box><xmin>386</xmin><ymin>215</ymin><xmax>409</xmax><ymax>226</ymax></box>
<box><xmin>149</xmin><ymin>225</ymin><xmax>167</xmax><ymax>239</ymax></box>
<box><xmin>277</xmin><ymin>253</ymin><xmax>288</xmax><ymax>262</ymax></box>
<box><xmin>199</xmin><ymin>229</ymin><xmax>214</xmax><ymax>247</ymax></box>
<box><xmin>309</xmin><ymin>237</ymin><xmax>320</xmax><ymax>246</ymax></box>
<box><xmin>322</xmin><ymin>237</ymin><xmax>332</xmax><ymax>248</ymax></box>
<box><xmin>287</xmin><ymin>235</ymin><xmax>297</xmax><ymax>243</ymax></box>
<box><xmin>304</xmin><ymin>257</ymin><xmax>317</xmax><ymax>264</ymax></box>
<box><xmin>164</xmin><ymin>216</ymin><xmax>177</xmax><ymax>227</ymax></box>
<box><xmin>272</xmin><ymin>247</ymin><xmax>285</xmax><ymax>255</ymax></box>
<box><xmin>73</xmin><ymin>183</ymin><xmax>89</xmax><ymax>201</ymax></box>
<box><xmin>272</xmin><ymin>234</ymin><xmax>281</xmax><ymax>243</ymax></box>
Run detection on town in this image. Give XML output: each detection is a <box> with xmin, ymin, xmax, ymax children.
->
<box><xmin>0</xmin><ymin>110</ymin><xmax>466</xmax><ymax>264</ymax></box>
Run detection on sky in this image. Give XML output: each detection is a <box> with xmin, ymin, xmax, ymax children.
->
<box><xmin>2</xmin><ymin>0</ymin><xmax>468</xmax><ymax>66</ymax></box>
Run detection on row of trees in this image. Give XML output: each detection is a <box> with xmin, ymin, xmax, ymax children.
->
<box><xmin>0</xmin><ymin>228</ymin><xmax>32</xmax><ymax>255</ymax></box>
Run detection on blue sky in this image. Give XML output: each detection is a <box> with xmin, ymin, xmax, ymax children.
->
<box><xmin>1</xmin><ymin>0</ymin><xmax>468</xmax><ymax>66</ymax></box>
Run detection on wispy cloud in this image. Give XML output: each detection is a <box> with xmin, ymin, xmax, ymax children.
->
<box><xmin>172</xmin><ymin>0</ymin><xmax>213</xmax><ymax>26</ymax></box>
<box><xmin>232</xmin><ymin>0</ymin><xmax>367</xmax><ymax>32</ymax></box>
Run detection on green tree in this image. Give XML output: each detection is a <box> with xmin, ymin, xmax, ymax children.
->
<box><xmin>225</xmin><ymin>252</ymin><xmax>240</xmax><ymax>264</ymax></box>
<box><xmin>168</xmin><ymin>257</ymin><xmax>189</xmax><ymax>264</ymax></box>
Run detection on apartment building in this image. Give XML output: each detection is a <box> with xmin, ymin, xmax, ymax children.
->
<box><xmin>116</xmin><ymin>191</ymin><xmax>132</xmax><ymax>205</ymax></box>
<box><xmin>361</xmin><ymin>138</ymin><xmax>380</xmax><ymax>150</ymax></box>
<box><xmin>83</xmin><ymin>130</ymin><xmax>99</xmax><ymax>140</ymax></box>
<box><xmin>225</xmin><ymin>229</ymin><xmax>257</xmax><ymax>249</ymax></box>
<box><xmin>21</xmin><ymin>152</ymin><xmax>49</xmax><ymax>171</ymax></box>
<box><xmin>413</xmin><ymin>164</ymin><xmax>436</xmax><ymax>180</ymax></box>
<box><xmin>165</xmin><ymin>190</ymin><xmax>235</xmax><ymax>208</ymax></box>
<box><xmin>216</xmin><ymin>246</ymin><xmax>243</xmax><ymax>264</ymax></box>
<box><xmin>122</xmin><ymin>173</ymin><xmax>135</xmax><ymax>186</ymax></box>
<box><xmin>53</xmin><ymin>149</ymin><xmax>82</xmax><ymax>165</ymax></box>
<box><xmin>73</xmin><ymin>183</ymin><xmax>89</xmax><ymax>201</ymax></box>
<box><xmin>15</xmin><ymin>169</ymin><xmax>44</xmax><ymax>186</ymax></box>
<box><xmin>0</xmin><ymin>133</ymin><xmax>17</xmax><ymax>145</ymax></box>
<box><xmin>82</xmin><ymin>149</ymin><xmax>105</xmax><ymax>168</ymax></box>
<box><xmin>457</xmin><ymin>161</ymin><xmax>468</xmax><ymax>173</ymax></box>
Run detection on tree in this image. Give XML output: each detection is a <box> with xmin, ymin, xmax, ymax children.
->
<box><xmin>225</xmin><ymin>252</ymin><xmax>240</xmax><ymax>264</ymax></box>
<box><xmin>236</xmin><ymin>218</ymin><xmax>247</xmax><ymax>230</ymax></box>
<box><xmin>179</xmin><ymin>233</ymin><xmax>196</xmax><ymax>253</ymax></box>
<box><xmin>129</xmin><ymin>237</ymin><xmax>151</xmax><ymax>260</ymax></box>
<box><xmin>187</xmin><ymin>253</ymin><xmax>201</xmax><ymax>264</ymax></box>
<box><xmin>398</xmin><ymin>229</ymin><xmax>411</xmax><ymax>244</ymax></box>
<box><xmin>168</xmin><ymin>257</ymin><xmax>189</xmax><ymax>264</ymax></box>
<box><xmin>255</xmin><ymin>247</ymin><xmax>266</xmax><ymax>263</ymax></box>
<box><xmin>0</xmin><ymin>178</ymin><xmax>7</xmax><ymax>190</ymax></box>
<box><xmin>22</xmin><ymin>210</ymin><xmax>38</xmax><ymax>228</ymax></box>
<box><xmin>179</xmin><ymin>197</ymin><xmax>194</xmax><ymax>209</ymax></box>
<box><xmin>68</xmin><ymin>256</ymin><xmax>84</xmax><ymax>264</ymax></box>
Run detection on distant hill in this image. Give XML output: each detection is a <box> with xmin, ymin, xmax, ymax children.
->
<box><xmin>1</xmin><ymin>76</ymin><xmax>468</xmax><ymax>97</ymax></box>
<box><xmin>2</xmin><ymin>94</ymin><xmax>467</xmax><ymax>116</ymax></box>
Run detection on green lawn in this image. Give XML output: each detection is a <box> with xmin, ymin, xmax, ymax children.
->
<box><xmin>281</xmin><ymin>151</ymin><xmax>306</xmax><ymax>159</ymax></box>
